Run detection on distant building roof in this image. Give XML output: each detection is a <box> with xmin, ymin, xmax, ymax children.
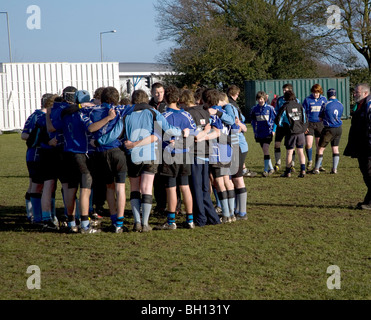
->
<box><xmin>119</xmin><ymin>62</ymin><xmax>173</xmax><ymax>75</ymax></box>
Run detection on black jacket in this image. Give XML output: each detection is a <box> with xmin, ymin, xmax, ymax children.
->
<box><xmin>344</xmin><ymin>95</ymin><xmax>371</xmax><ymax>158</ymax></box>
<box><xmin>149</xmin><ymin>98</ymin><xmax>167</xmax><ymax>114</ymax></box>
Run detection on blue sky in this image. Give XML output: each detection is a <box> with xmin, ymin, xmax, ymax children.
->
<box><xmin>0</xmin><ymin>0</ymin><xmax>173</xmax><ymax>63</ymax></box>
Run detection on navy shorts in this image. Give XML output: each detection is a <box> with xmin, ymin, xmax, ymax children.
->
<box><xmin>318</xmin><ymin>126</ymin><xmax>342</xmax><ymax>148</ymax></box>
<box><xmin>285</xmin><ymin>133</ymin><xmax>305</xmax><ymax>150</ymax></box>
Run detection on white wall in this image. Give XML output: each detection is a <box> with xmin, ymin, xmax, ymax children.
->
<box><xmin>0</xmin><ymin>62</ymin><xmax>120</xmax><ymax>131</ymax></box>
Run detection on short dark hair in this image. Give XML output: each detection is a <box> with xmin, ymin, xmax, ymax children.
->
<box><xmin>94</xmin><ymin>87</ymin><xmax>105</xmax><ymax>99</ymax></box>
<box><xmin>256</xmin><ymin>91</ymin><xmax>266</xmax><ymax>101</ymax></box>
<box><xmin>179</xmin><ymin>89</ymin><xmax>196</xmax><ymax>106</ymax></box>
<box><xmin>227</xmin><ymin>85</ymin><xmax>240</xmax><ymax>97</ymax></box>
<box><xmin>131</xmin><ymin>90</ymin><xmax>149</xmax><ymax>104</ymax></box>
<box><xmin>101</xmin><ymin>87</ymin><xmax>120</xmax><ymax>105</ymax></box>
<box><xmin>202</xmin><ymin>88</ymin><xmax>220</xmax><ymax>107</ymax></box>
<box><xmin>284</xmin><ymin>90</ymin><xmax>297</xmax><ymax>101</ymax></box>
<box><xmin>165</xmin><ymin>85</ymin><xmax>180</xmax><ymax>104</ymax></box>
<box><xmin>151</xmin><ymin>82</ymin><xmax>164</xmax><ymax>92</ymax></box>
<box><xmin>282</xmin><ymin>84</ymin><xmax>293</xmax><ymax>91</ymax></box>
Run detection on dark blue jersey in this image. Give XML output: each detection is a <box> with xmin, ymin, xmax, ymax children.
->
<box><xmin>22</xmin><ymin>109</ymin><xmax>45</xmax><ymax>162</ymax></box>
<box><xmin>161</xmin><ymin>107</ymin><xmax>198</xmax><ymax>154</ymax></box>
<box><xmin>251</xmin><ymin>103</ymin><xmax>276</xmax><ymax>139</ymax></box>
<box><xmin>81</xmin><ymin>103</ymin><xmax>128</xmax><ymax>152</ymax></box>
<box><xmin>319</xmin><ymin>99</ymin><xmax>343</xmax><ymax>128</ymax></box>
<box><xmin>302</xmin><ymin>94</ymin><xmax>327</xmax><ymax>123</ymax></box>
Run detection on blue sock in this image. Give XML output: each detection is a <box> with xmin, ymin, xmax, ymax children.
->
<box><xmin>218</xmin><ymin>191</ymin><xmax>230</xmax><ymax>217</ymax></box>
<box><xmin>30</xmin><ymin>194</ymin><xmax>42</xmax><ymax>223</ymax></box>
<box><xmin>333</xmin><ymin>154</ymin><xmax>340</xmax><ymax>170</ymax></box>
<box><xmin>130</xmin><ymin>192</ymin><xmax>142</xmax><ymax>224</ymax></box>
<box><xmin>264</xmin><ymin>159</ymin><xmax>270</xmax><ymax>172</ymax></box>
<box><xmin>315</xmin><ymin>155</ymin><xmax>323</xmax><ymax>170</ymax></box>
<box><xmin>167</xmin><ymin>212</ymin><xmax>176</xmax><ymax>225</ymax></box>
<box><xmin>81</xmin><ymin>219</ymin><xmax>90</xmax><ymax>230</ymax></box>
<box><xmin>68</xmin><ymin>215</ymin><xmax>76</xmax><ymax>228</ymax></box>
<box><xmin>301</xmin><ymin>164</ymin><xmax>306</xmax><ymax>172</ymax></box>
<box><xmin>115</xmin><ymin>216</ymin><xmax>124</xmax><ymax>227</ymax></box>
<box><xmin>306</xmin><ymin>148</ymin><xmax>313</xmax><ymax>162</ymax></box>
<box><xmin>186</xmin><ymin>213</ymin><xmax>193</xmax><ymax>224</ymax></box>
<box><xmin>111</xmin><ymin>214</ymin><xmax>117</xmax><ymax>224</ymax></box>
<box><xmin>42</xmin><ymin>211</ymin><xmax>52</xmax><ymax>222</ymax></box>
<box><xmin>141</xmin><ymin>194</ymin><xmax>152</xmax><ymax>226</ymax></box>
<box><xmin>227</xmin><ymin>190</ymin><xmax>235</xmax><ymax>216</ymax></box>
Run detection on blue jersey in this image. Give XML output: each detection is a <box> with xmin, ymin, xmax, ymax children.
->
<box><xmin>50</xmin><ymin>101</ymin><xmax>71</xmax><ymax>147</ymax></box>
<box><xmin>22</xmin><ymin>109</ymin><xmax>45</xmax><ymax>162</ymax></box>
<box><xmin>319</xmin><ymin>99</ymin><xmax>343</xmax><ymax>128</ymax></box>
<box><xmin>302</xmin><ymin>94</ymin><xmax>327</xmax><ymax>123</ymax></box>
<box><xmin>209</xmin><ymin>106</ymin><xmax>233</xmax><ymax>164</ymax></box>
<box><xmin>123</xmin><ymin>104</ymin><xmax>183</xmax><ymax>163</ymax></box>
<box><xmin>161</xmin><ymin>107</ymin><xmax>198</xmax><ymax>154</ymax></box>
<box><xmin>53</xmin><ymin>105</ymin><xmax>95</xmax><ymax>154</ymax></box>
<box><xmin>251</xmin><ymin>103</ymin><xmax>276</xmax><ymax>139</ymax></box>
<box><xmin>81</xmin><ymin>103</ymin><xmax>128</xmax><ymax>152</ymax></box>
<box><xmin>222</xmin><ymin>103</ymin><xmax>248</xmax><ymax>153</ymax></box>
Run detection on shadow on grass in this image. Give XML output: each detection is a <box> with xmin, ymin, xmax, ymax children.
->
<box><xmin>249</xmin><ymin>202</ymin><xmax>358</xmax><ymax>210</ymax></box>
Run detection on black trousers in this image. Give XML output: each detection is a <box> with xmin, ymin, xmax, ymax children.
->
<box><xmin>358</xmin><ymin>156</ymin><xmax>371</xmax><ymax>204</ymax></box>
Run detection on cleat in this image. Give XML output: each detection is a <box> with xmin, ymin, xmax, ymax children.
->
<box><xmin>221</xmin><ymin>216</ymin><xmax>232</xmax><ymax>223</ymax></box>
<box><xmin>157</xmin><ymin>222</ymin><xmax>177</xmax><ymax>230</ymax></box>
<box><xmin>243</xmin><ymin>169</ymin><xmax>257</xmax><ymax>177</ymax></box>
<box><xmin>236</xmin><ymin>213</ymin><xmax>248</xmax><ymax>221</ymax></box>
<box><xmin>312</xmin><ymin>169</ymin><xmax>320</xmax><ymax>175</ymax></box>
<box><xmin>298</xmin><ymin>171</ymin><xmax>306</xmax><ymax>178</ymax></box>
<box><xmin>80</xmin><ymin>226</ymin><xmax>101</xmax><ymax>234</ymax></box>
<box><xmin>91</xmin><ymin>213</ymin><xmax>103</xmax><ymax>220</ymax></box>
<box><xmin>262</xmin><ymin>171</ymin><xmax>269</xmax><ymax>177</ymax></box>
<box><xmin>361</xmin><ymin>204</ymin><xmax>371</xmax><ymax>210</ymax></box>
<box><xmin>230</xmin><ymin>214</ymin><xmax>236</xmax><ymax>222</ymax></box>
<box><xmin>330</xmin><ymin>168</ymin><xmax>337</xmax><ymax>174</ymax></box>
<box><xmin>186</xmin><ymin>222</ymin><xmax>195</xmax><ymax>229</ymax></box>
<box><xmin>141</xmin><ymin>225</ymin><xmax>153</xmax><ymax>232</ymax></box>
<box><xmin>215</xmin><ymin>206</ymin><xmax>222</xmax><ymax>215</ymax></box>
<box><xmin>290</xmin><ymin>166</ymin><xmax>296</xmax><ymax>173</ymax></box>
<box><xmin>133</xmin><ymin>223</ymin><xmax>143</xmax><ymax>232</ymax></box>
<box><xmin>67</xmin><ymin>225</ymin><xmax>79</xmax><ymax>234</ymax></box>
<box><xmin>280</xmin><ymin>171</ymin><xmax>291</xmax><ymax>178</ymax></box>
<box><xmin>42</xmin><ymin>220</ymin><xmax>59</xmax><ymax>232</ymax></box>
<box><xmin>319</xmin><ymin>167</ymin><xmax>326</xmax><ymax>172</ymax></box>
<box><xmin>274</xmin><ymin>164</ymin><xmax>281</xmax><ymax>172</ymax></box>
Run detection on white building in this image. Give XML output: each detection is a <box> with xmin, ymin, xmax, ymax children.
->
<box><xmin>0</xmin><ymin>62</ymin><xmax>173</xmax><ymax>132</ymax></box>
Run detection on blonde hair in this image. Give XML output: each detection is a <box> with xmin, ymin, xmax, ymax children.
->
<box><xmin>219</xmin><ymin>92</ymin><xmax>229</xmax><ymax>104</ymax></box>
<box><xmin>179</xmin><ymin>89</ymin><xmax>196</xmax><ymax>107</ymax></box>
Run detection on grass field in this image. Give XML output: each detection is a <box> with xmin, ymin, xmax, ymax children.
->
<box><xmin>0</xmin><ymin>120</ymin><xmax>370</xmax><ymax>301</ymax></box>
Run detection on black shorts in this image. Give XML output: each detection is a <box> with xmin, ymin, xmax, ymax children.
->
<box><xmin>64</xmin><ymin>152</ymin><xmax>94</xmax><ymax>189</ymax></box>
<box><xmin>164</xmin><ymin>175</ymin><xmax>189</xmax><ymax>188</ymax></box>
<box><xmin>306</xmin><ymin>122</ymin><xmax>324</xmax><ymax>138</ymax></box>
<box><xmin>126</xmin><ymin>155</ymin><xmax>158</xmax><ymax>178</ymax></box>
<box><xmin>231</xmin><ymin>149</ymin><xmax>247</xmax><ymax>178</ymax></box>
<box><xmin>210</xmin><ymin>165</ymin><xmax>231</xmax><ymax>178</ymax></box>
<box><xmin>255</xmin><ymin>135</ymin><xmax>273</xmax><ymax>147</ymax></box>
<box><xmin>318</xmin><ymin>126</ymin><xmax>342</xmax><ymax>148</ymax></box>
<box><xmin>285</xmin><ymin>133</ymin><xmax>305</xmax><ymax>150</ymax></box>
<box><xmin>27</xmin><ymin>161</ymin><xmax>43</xmax><ymax>184</ymax></box>
<box><xmin>39</xmin><ymin>147</ymin><xmax>67</xmax><ymax>183</ymax></box>
<box><xmin>98</xmin><ymin>148</ymin><xmax>127</xmax><ymax>184</ymax></box>
<box><xmin>275</xmin><ymin>126</ymin><xmax>288</xmax><ymax>143</ymax></box>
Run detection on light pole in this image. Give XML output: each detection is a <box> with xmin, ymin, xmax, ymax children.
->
<box><xmin>100</xmin><ymin>30</ymin><xmax>116</xmax><ymax>62</ymax></box>
<box><xmin>0</xmin><ymin>11</ymin><xmax>12</xmax><ymax>63</ymax></box>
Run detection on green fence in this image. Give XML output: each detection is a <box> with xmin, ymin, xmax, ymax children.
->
<box><xmin>244</xmin><ymin>77</ymin><xmax>350</xmax><ymax>121</ymax></box>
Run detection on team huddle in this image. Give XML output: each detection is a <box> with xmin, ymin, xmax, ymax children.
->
<box><xmin>21</xmin><ymin>82</ymin><xmax>343</xmax><ymax>234</ymax></box>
